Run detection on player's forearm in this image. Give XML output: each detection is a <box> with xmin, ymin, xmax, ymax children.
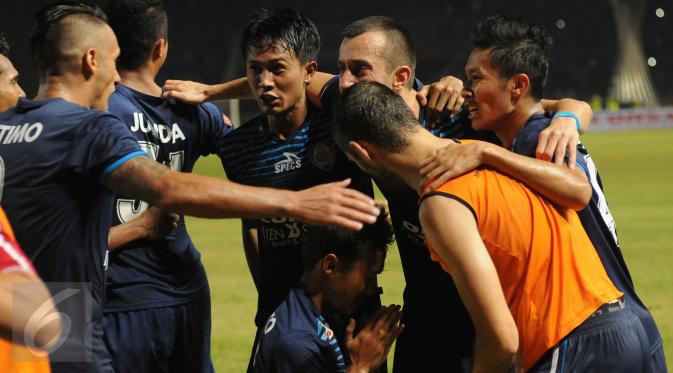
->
<box><xmin>0</xmin><ymin>270</ymin><xmax>62</xmax><ymax>350</ymax></box>
<box><xmin>155</xmin><ymin>171</ymin><xmax>296</xmax><ymax>219</ymax></box>
<box><xmin>108</xmin><ymin>221</ymin><xmax>148</xmax><ymax>251</ymax></box>
<box><xmin>206</xmin><ymin>77</ymin><xmax>254</xmax><ymax>101</ymax></box>
<box><xmin>541</xmin><ymin>98</ymin><xmax>593</xmax><ymax>133</ymax></box>
<box><xmin>482</xmin><ymin>145</ymin><xmax>591</xmax><ymax>210</ymax></box>
<box><xmin>472</xmin><ymin>335</ymin><xmax>517</xmax><ymax>373</ymax></box>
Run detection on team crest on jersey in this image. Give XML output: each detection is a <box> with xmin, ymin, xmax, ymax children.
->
<box><xmin>309</xmin><ymin>142</ymin><xmax>336</xmax><ymax>171</ymax></box>
<box><xmin>274</xmin><ymin>152</ymin><xmax>302</xmax><ymax>173</ymax></box>
<box><xmin>317</xmin><ymin>320</ymin><xmax>334</xmax><ymax>341</ymax></box>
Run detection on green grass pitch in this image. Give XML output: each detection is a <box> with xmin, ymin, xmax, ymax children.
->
<box><xmin>186</xmin><ymin>128</ymin><xmax>673</xmax><ymax>372</ymax></box>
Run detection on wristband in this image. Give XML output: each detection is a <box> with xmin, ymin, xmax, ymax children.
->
<box><xmin>552</xmin><ymin>111</ymin><xmax>581</xmax><ymax>132</ymax></box>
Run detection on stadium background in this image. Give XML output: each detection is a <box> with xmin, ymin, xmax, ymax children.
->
<box><xmin>1</xmin><ymin>0</ymin><xmax>672</xmax><ymax>371</ymax></box>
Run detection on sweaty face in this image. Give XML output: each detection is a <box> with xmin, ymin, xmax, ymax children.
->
<box><xmin>337</xmin><ymin>31</ymin><xmax>395</xmax><ymax>92</ymax></box>
<box><xmin>327</xmin><ymin>250</ymin><xmax>385</xmax><ymax>316</ymax></box>
<box><xmin>246</xmin><ymin>46</ymin><xmax>310</xmax><ymax>117</ymax></box>
<box><xmin>0</xmin><ymin>55</ymin><xmax>26</xmax><ymax>112</ymax></box>
<box><xmin>92</xmin><ymin>26</ymin><xmax>121</xmax><ymax>111</ymax></box>
<box><xmin>462</xmin><ymin>47</ymin><xmax>513</xmax><ymax>131</ymax></box>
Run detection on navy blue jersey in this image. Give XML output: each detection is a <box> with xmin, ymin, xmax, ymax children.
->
<box><xmin>105</xmin><ymin>84</ymin><xmax>231</xmax><ymax>312</ymax></box>
<box><xmin>511</xmin><ymin>113</ymin><xmax>662</xmax><ymax>351</ymax></box>
<box><xmin>219</xmin><ymin>103</ymin><xmax>373</xmax><ymax>326</ymax></box>
<box><xmin>0</xmin><ymin>97</ymin><xmax>145</xmax><ymax>322</ymax></box>
<box><xmin>253</xmin><ymin>287</ymin><xmax>346</xmax><ymax>373</ymax></box>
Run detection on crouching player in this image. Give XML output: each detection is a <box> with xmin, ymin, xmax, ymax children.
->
<box><xmin>253</xmin><ymin>211</ymin><xmax>402</xmax><ymax>373</ymax></box>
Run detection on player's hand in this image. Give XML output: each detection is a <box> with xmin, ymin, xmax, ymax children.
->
<box><xmin>288</xmin><ymin>179</ymin><xmax>380</xmax><ymax>231</ymax></box>
<box><xmin>162</xmin><ymin>80</ymin><xmax>212</xmax><ymax>104</ymax></box>
<box><xmin>138</xmin><ymin>206</ymin><xmax>180</xmax><ymax>240</ymax></box>
<box><xmin>420</xmin><ymin>140</ymin><xmax>489</xmax><ymax>191</ymax></box>
<box><xmin>346</xmin><ymin>305</ymin><xmax>404</xmax><ymax>373</ymax></box>
<box><xmin>536</xmin><ymin>116</ymin><xmax>578</xmax><ymax>169</ymax></box>
<box><xmin>416</xmin><ymin>75</ymin><xmax>464</xmax><ymax>125</ymax></box>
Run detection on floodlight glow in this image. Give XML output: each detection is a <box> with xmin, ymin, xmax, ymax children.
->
<box><xmin>648</xmin><ymin>57</ymin><xmax>657</xmax><ymax>67</ymax></box>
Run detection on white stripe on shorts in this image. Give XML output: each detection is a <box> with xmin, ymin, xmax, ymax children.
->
<box><xmin>549</xmin><ymin>345</ymin><xmax>560</xmax><ymax>373</ymax></box>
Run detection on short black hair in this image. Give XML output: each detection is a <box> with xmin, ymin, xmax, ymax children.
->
<box><xmin>0</xmin><ymin>33</ymin><xmax>9</xmax><ymax>57</ymax></box>
<box><xmin>30</xmin><ymin>2</ymin><xmax>108</xmax><ymax>76</ymax></box>
<box><xmin>103</xmin><ymin>0</ymin><xmax>168</xmax><ymax>70</ymax></box>
<box><xmin>470</xmin><ymin>15</ymin><xmax>552</xmax><ymax>100</ymax></box>
<box><xmin>333</xmin><ymin>81</ymin><xmax>420</xmax><ymax>155</ymax></box>
<box><xmin>302</xmin><ymin>210</ymin><xmax>394</xmax><ymax>270</ymax></box>
<box><xmin>341</xmin><ymin>16</ymin><xmax>416</xmax><ymax>82</ymax></box>
<box><xmin>240</xmin><ymin>8</ymin><xmax>320</xmax><ymax>63</ymax></box>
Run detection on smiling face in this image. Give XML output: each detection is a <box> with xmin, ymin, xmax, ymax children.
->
<box><xmin>462</xmin><ymin>47</ymin><xmax>514</xmax><ymax>131</ymax></box>
<box><xmin>246</xmin><ymin>45</ymin><xmax>313</xmax><ymax>117</ymax></box>
<box><xmin>0</xmin><ymin>55</ymin><xmax>25</xmax><ymax>112</ymax></box>
<box><xmin>324</xmin><ymin>249</ymin><xmax>385</xmax><ymax>316</ymax></box>
<box><xmin>337</xmin><ymin>30</ymin><xmax>395</xmax><ymax>92</ymax></box>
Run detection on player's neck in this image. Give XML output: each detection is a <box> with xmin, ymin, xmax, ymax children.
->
<box><xmin>379</xmin><ymin>131</ymin><xmax>444</xmax><ymax>193</ymax></box>
<box><xmin>267</xmin><ymin>96</ymin><xmax>308</xmax><ymax>140</ymax></box>
<box><xmin>35</xmin><ymin>76</ymin><xmax>96</xmax><ymax>108</ymax></box>
<box><xmin>496</xmin><ymin>100</ymin><xmax>545</xmax><ymax>148</ymax></box>
<box><xmin>399</xmin><ymin>87</ymin><xmax>421</xmax><ymax>119</ymax></box>
<box><xmin>302</xmin><ymin>272</ymin><xmax>326</xmax><ymax>314</ymax></box>
<box><xmin>119</xmin><ymin>67</ymin><xmax>162</xmax><ymax>97</ymax></box>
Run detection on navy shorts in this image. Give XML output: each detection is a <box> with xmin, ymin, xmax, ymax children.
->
<box><xmin>529</xmin><ymin>299</ymin><xmax>661</xmax><ymax>373</ymax></box>
<box><xmin>103</xmin><ymin>292</ymin><xmax>213</xmax><ymax>373</ymax></box>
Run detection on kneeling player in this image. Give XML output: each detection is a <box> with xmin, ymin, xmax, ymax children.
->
<box><xmin>253</xmin><ymin>212</ymin><xmax>402</xmax><ymax>373</ymax></box>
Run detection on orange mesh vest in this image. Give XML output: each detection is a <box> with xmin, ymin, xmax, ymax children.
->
<box><xmin>420</xmin><ymin>163</ymin><xmax>621</xmax><ymax>370</ymax></box>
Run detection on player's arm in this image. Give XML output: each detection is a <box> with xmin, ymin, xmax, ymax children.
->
<box><xmin>162</xmin><ymin>71</ymin><xmax>336</xmax><ymax>109</ymax></box>
<box><xmin>101</xmin><ymin>156</ymin><xmax>379</xmax><ymax>230</ymax></box>
<box><xmin>539</xmin><ymin>98</ymin><xmax>593</xmax><ymax>168</ymax></box>
<box><xmin>241</xmin><ymin>220</ymin><xmax>261</xmax><ymax>291</ymax></box>
<box><xmin>267</xmin><ymin>333</ymin><xmax>328</xmax><ymax>372</ymax></box>
<box><xmin>420</xmin><ymin>141</ymin><xmax>591</xmax><ymax>211</ymax></box>
<box><xmin>0</xmin><ymin>270</ymin><xmax>62</xmax><ymax>350</ymax></box>
<box><xmin>162</xmin><ymin>77</ymin><xmax>253</xmax><ymax>104</ymax></box>
<box><xmin>108</xmin><ymin>207</ymin><xmax>180</xmax><ymax>251</ymax></box>
<box><xmin>420</xmin><ymin>196</ymin><xmax>518</xmax><ymax>373</ymax></box>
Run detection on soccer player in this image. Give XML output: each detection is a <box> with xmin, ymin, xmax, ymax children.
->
<box><xmin>0</xmin><ymin>33</ymin><xmax>25</xmax><ymax>111</ymax></box>
<box><xmin>216</xmin><ymin>9</ymin><xmax>381</xmax><ymax>371</ymax></box>
<box><xmin>420</xmin><ymin>15</ymin><xmax>666</xmax><ymax>371</ymax></box>
<box><xmin>162</xmin><ymin>15</ymin><xmax>595</xmax><ymax>372</ymax></box>
<box><xmin>100</xmin><ymin>1</ymin><xmax>230</xmax><ymax>371</ymax></box>
<box><xmin>333</xmin><ymin>80</ymin><xmax>655</xmax><ymax>372</ymax></box>
<box><xmin>0</xmin><ymin>207</ymin><xmax>59</xmax><ymax>373</ymax></box>
<box><xmin>0</xmin><ymin>3</ymin><xmax>378</xmax><ymax>372</ymax></box>
<box><xmin>253</xmin><ymin>212</ymin><xmax>403</xmax><ymax>373</ymax></box>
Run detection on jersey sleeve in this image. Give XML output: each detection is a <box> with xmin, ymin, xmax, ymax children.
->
<box><xmin>267</xmin><ymin>332</ymin><xmax>326</xmax><ymax>373</ymax></box>
<box><xmin>0</xmin><ymin>231</ymin><xmax>34</xmax><ymax>273</ymax></box>
<box><xmin>319</xmin><ymin>76</ymin><xmax>340</xmax><ymax>112</ymax></box>
<box><xmin>198</xmin><ymin>102</ymin><xmax>234</xmax><ymax>157</ymax></box>
<box><xmin>65</xmin><ymin>113</ymin><xmax>146</xmax><ymax>182</ymax></box>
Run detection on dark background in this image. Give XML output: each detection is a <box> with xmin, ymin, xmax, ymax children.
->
<box><xmin>2</xmin><ymin>0</ymin><xmax>671</xmax><ymax>103</ymax></box>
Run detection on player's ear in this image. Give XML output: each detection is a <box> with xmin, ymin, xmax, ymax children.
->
<box><xmin>511</xmin><ymin>73</ymin><xmax>530</xmax><ymax>100</ymax></box>
<box><xmin>391</xmin><ymin>65</ymin><xmax>412</xmax><ymax>93</ymax></box>
<box><xmin>304</xmin><ymin>60</ymin><xmax>318</xmax><ymax>84</ymax></box>
<box><xmin>322</xmin><ymin>254</ymin><xmax>339</xmax><ymax>275</ymax></box>
<box><xmin>82</xmin><ymin>48</ymin><xmax>97</xmax><ymax>80</ymax></box>
<box><xmin>151</xmin><ymin>38</ymin><xmax>168</xmax><ymax>63</ymax></box>
<box><xmin>348</xmin><ymin>141</ymin><xmax>372</xmax><ymax>161</ymax></box>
